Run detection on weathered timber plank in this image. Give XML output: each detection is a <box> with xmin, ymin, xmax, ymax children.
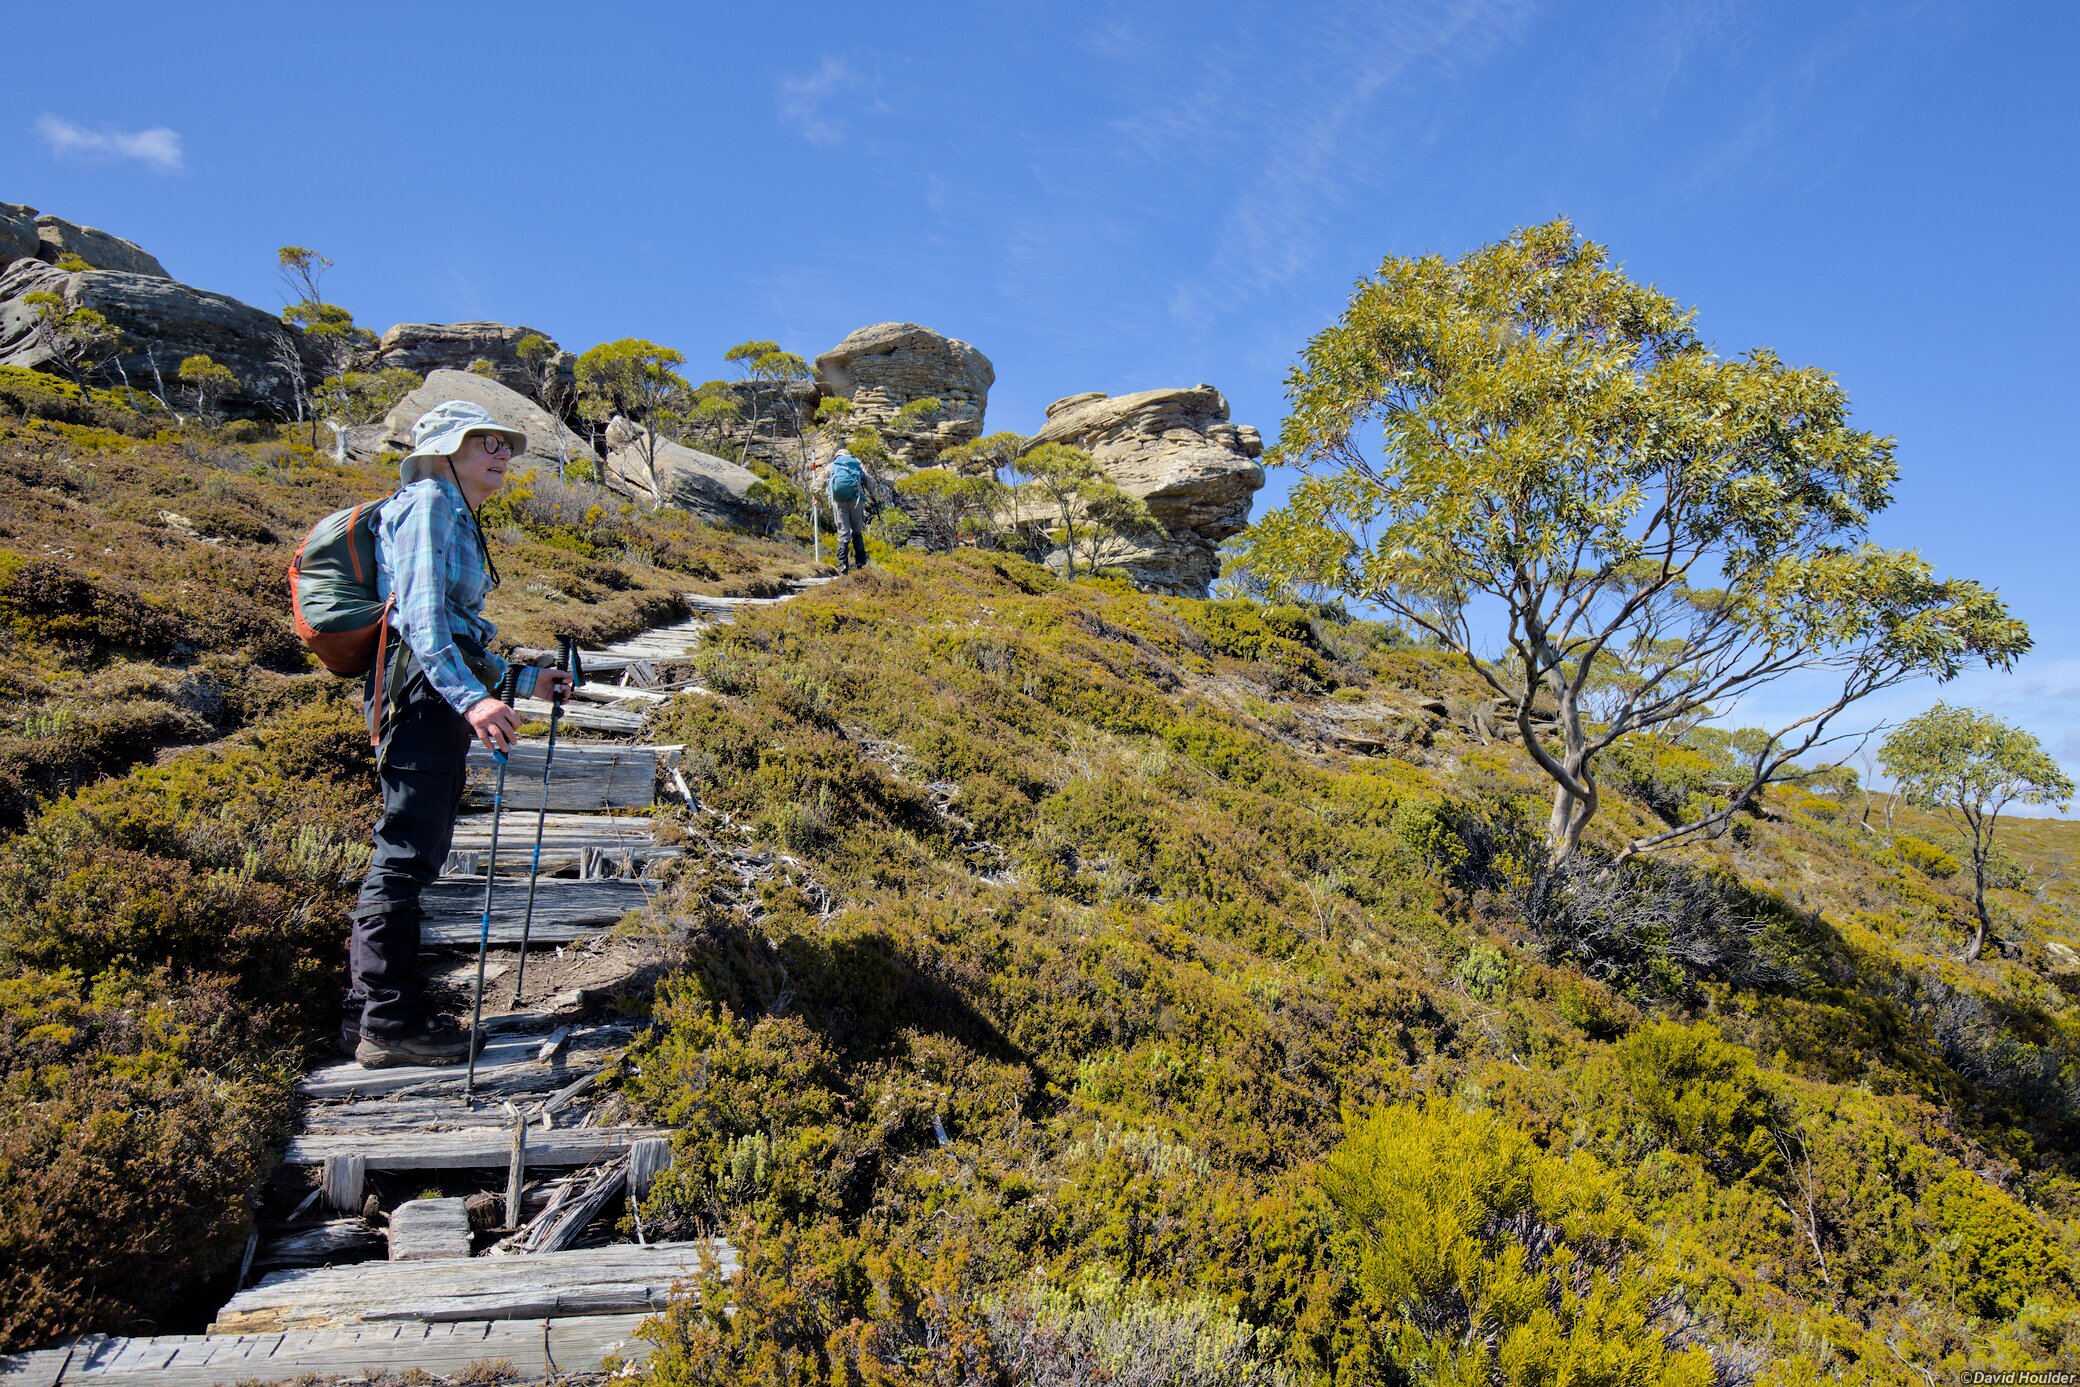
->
<box><xmin>464</xmin><ymin>743</ymin><xmax>661</xmax><ymax>812</ymax></box>
<box><xmin>443</xmin><ymin>813</ymin><xmax>670</xmax><ymax>876</ymax></box>
<box><xmin>418</xmin><ymin>877</ymin><xmax>651</xmax><ymax>945</ymax></box>
<box><xmin>296</xmin><ymin>1026</ymin><xmax>624</xmax><ymax>1100</ymax></box>
<box><xmin>388</xmin><ymin>1198</ymin><xmax>471</xmax><ymax>1261</ymax></box>
<box><xmin>284</xmin><ymin>1125</ymin><xmax>673</xmax><ymax>1171</ymax></box>
<box><xmin>513</xmin><ymin>697</ymin><xmax>647</xmax><ymax>733</ymax></box>
<box><xmin>0</xmin><ymin>1315</ymin><xmax>656</xmax><ymax>1384</ymax></box>
<box><xmin>211</xmin><ymin>1241</ymin><xmax>734</xmax><ymax>1333</ymax></box>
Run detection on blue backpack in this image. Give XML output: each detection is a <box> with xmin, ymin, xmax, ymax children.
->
<box><xmin>829</xmin><ymin>451</ymin><xmax>864</xmax><ymax>502</ymax></box>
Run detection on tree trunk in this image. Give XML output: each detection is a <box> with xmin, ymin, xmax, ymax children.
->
<box><xmin>1965</xmin><ymin>848</ymin><xmax>1991</xmax><ymax>962</ymax></box>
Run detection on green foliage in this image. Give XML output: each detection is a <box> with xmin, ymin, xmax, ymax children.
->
<box><xmin>892</xmin><ymin>467</ymin><xmax>1006</xmax><ymax>551</ymax></box>
<box><xmin>0</xmin><ymin>365</ymin><xmax>161</xmax><ymax>432</ymax></box>
<box><xmin>1893</xmin><ymin>834</ymin><xmax>1961</xmax><ymax>878</ymax></box>
<box><xmin>1323</xmin><ymin>1100</ymin><xmax>1712</xmax><ymax>1385</ymax></box>
<box><xmin>1243</xmin><ymin>219</ymin><xmax>2032</xmax><ymax>861</ymax></box>
<box><xmin>577</xmin><ymin>338</ymin><xmax>690</xmax><ymax>497</ymax></box>
<box><xmin>1614</xmin><ymin>1021</ymin><xmax>1778</xmax><ymax>1173</ymax></box>
<box><xmin>176</xmin><ymin>352</ymin><xmax>239</xmax><ymax>423</ymax></box>
<box><xmin>21</xmin><ymin>291</ymin><xmax>124</xmax><ymax>385</ymax></box>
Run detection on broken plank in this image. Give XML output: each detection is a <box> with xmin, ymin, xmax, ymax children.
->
<box><xmin>255</xmin><ymin>1218</ymin><xmax>384</xmax><ymax>1271</ymax></box>
<box><xmin>0</xmin><ymin>1315</ymin><xmax>657</xmax><ymax>1384</ymax></box>
<box><xmin>211</xmin><ymin>1241</ymin><xmax>735</xmax><ymax>1333</ymax></box>
<box><xmin>388</xmin><ymin>1198</ymin><xmax>471</xmax><ymax>1261</ymax></box>
<box><xmin>284</xmin><ymin>1125</ymin><xmax>674</xmax><ymax>1172</ymax></box>
<box><xmin>465</xmin><ymin>742</ymin><xmax>661</xmax><ymax>812</ymax></box>
<box><xmin>418</xmin><ymin>877</ymin><xmax>651</xmax><ymax>945</ymax></box>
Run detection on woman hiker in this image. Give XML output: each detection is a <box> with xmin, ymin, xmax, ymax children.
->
<box><xmin>344</xmin><ymin>399</ymin><xmax>572</xmax><ymax>1068</ymax></box>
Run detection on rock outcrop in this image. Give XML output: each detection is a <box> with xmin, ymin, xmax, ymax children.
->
<box><xmin>366</xmin><ymin>322</ymin><xmax>574</xmax><ymax>400</ymax></box>
<box><xmin>1024</xmin><ymin>385</ymin><xmax>1266</xmax><ymax>598</ymax></box>
<box><xmin>383</xmin><ymin>370</ymin><xmax>594</xmax><ymax>476</ymax></box>
<box><xmin>602</xmin><ymin>416</ymin><xmax>768</xmax><ymax>531</ymax></box>
<box><xmin>33</xmin><ymin>214</ymin><xmax>171</xmax><ymax>279</ymax></box>
<box><xmin>813</xmin><ymin>322</ymin><xmax>992</xmax><ymax>466</ymax></box>
<box><xmin>0</xmin><ymin>258</ymin><xmax>304</xmax><ymax>416</ymax></box>
<box><xmin>0</xmin><ymin>204</ymin><xmax>39</xmax><ymax>272</ymax></box>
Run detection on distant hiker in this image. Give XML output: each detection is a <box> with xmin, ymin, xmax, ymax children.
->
<box><xmin>826</xmin><ymin>446</ymin><xmax>869</xmax><ymax>574</ymax></box>
<box><xmin>345</xmin><ymin>400</ymin><xmax>571</xmax><ymax>1068</ymax></box>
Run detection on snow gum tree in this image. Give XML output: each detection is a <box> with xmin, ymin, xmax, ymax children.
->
<box><xmin>1880</xmin><ymin>705</ymin><xmax>2073</xmax><ymax>961</ymax></box>
<box><xmin>1241</xmin><ymin>220</ymin><xmax>2032</xmax><ymax>861</ymax></box>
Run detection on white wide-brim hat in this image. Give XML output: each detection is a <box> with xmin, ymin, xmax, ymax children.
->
<box><xmin>399</xmin><ymin>399</ymin><xmax>528</xmax><ymax>484</ymax></box>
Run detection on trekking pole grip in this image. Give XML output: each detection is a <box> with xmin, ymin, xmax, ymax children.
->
<box><xmin>559</xmin><ymin>634</ymin><xmax>585</xmax><ymax>691</ymax></box>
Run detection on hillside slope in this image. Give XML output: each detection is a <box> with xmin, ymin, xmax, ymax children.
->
<box><xmin>0</xmin><ymin>394</ymin><xmax>2075</xmax><ymax>1382</ymax></box>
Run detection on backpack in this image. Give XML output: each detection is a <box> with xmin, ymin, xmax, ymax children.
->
<box><xmin>287</xmin><ymin>493</ymin><xmax>396</xmax><ymax>676</ymax></box>
<box><xmin>829</xmin><ymin>452</ymin><xmax>864</xmax><ymax>502</ymax></box>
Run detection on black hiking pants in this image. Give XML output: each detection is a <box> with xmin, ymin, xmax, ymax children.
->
<box><xmin>348</xmin><ymin>670</ymin><xmax>473</xmax><ymax>1037</ymax></box>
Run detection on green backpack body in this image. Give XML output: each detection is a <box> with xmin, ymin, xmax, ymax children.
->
<box><xmin>287</xmin><ymin>493</ymin><xmax>396</xmax><ymax>676</ymax></box>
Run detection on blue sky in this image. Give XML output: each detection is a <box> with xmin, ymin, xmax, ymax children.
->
<box><xmin>6</xmin><ymin>0</ymin><xmax>2076</xmax><ymax>784</ymax></box>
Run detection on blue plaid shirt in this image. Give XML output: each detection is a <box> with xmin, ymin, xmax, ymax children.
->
<box><xmin>376</xmin><ymin>477</ymin><xmax>508</xmax><ymax>713</ymax></box>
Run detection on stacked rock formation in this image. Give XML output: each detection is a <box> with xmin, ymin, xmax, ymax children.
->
<box><xmin>1023</xmin><ymin>385</ymin><xmax>1266</xmax><ymax>599</ymax></box>
<box><xmin>0</xmin><ymin>257</ymin><xmax>308</xmax><ymax>417</ymax></box>
<box><xmin>365</xmin><ymin>322</ymin><xmax>575</xmax><ymax>400</ymax></box>
<box><xmin>0</xmin><ymin>202</ymin><xmax>170</xmax><ymax>278</ymax></box>
<box><xmin>813</xmin><ymin>322</ymin><xmax>992</xmax><ymax>466</ymax></box>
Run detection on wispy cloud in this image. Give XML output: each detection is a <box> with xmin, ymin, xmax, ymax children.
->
<box><xmin>777</xmin><ymin>57</ymin><xmax>865</xmax><ymax>146</ymax></box>
<box><xmin>35</xmin><ymin>114</ymin><xmax>185</xmax><ymax>173</ymax></box>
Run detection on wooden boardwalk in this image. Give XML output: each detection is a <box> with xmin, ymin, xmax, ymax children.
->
<box><xmin>0</xmin><ymin>578</ymin><xmax>828</xmax><ymax>1386</ymax></box>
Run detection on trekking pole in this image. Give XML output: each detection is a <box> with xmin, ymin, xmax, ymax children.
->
<box><xmin>465</xmin><ymin>663</ymin><xmax>526</xmax><ymax>1106</ymax></box>
<box><xmin>510</xmin><ymin>636</ymin><xmax>584</xmax><ymax>1006</ymax></box>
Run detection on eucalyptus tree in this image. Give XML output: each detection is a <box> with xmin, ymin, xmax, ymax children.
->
<box><xmin>575</xmin><ymin>339</ymin><xmax>690</xmax><ymax>501</ymax></box>
<box><xmin>1242</xmin><ymin>220</ymin><xmax>2031</xmax><ymax>861</ymax></box>
<box><xmin>1880</xmin><ymin>705</ymin><xmax>2073</xmax><ymax>961</ymax></box>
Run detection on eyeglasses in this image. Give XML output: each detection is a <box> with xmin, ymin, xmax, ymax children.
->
<box><xmin>474</xmin><ymin>433</ymin><xmax>514</xmax><ymax>457</ymax></box>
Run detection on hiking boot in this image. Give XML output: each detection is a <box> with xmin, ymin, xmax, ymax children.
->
<box><xmin>337</xmin><ymin>1015</ymin><xmax>362</xmax><ymax>1057</ymax></box>
<box><xmin>354</xmin><ymin>1015</ymin><xmax>477</xmax><ymax>1068</ymax></box>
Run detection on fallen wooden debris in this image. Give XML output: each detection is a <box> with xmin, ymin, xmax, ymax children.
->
<box><xmin>500</xmin><ymin>1154</ymin><xmax>627</xmax><ymax>1255</ymax></box>
<box><xmin>210</xmin><ymin>1240</ymin><xmax>734</xmax><ymax>1333</ymax></box>
<box><xmin>321</xmin><ymin>1154</ymin><xmax>365</xmax><ymax>1214</ymax></box>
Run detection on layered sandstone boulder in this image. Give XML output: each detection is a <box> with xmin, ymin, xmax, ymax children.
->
<box><xmin>366</xmin><ymin>322</ymin><xmax>574</xmax><ymax>400</ymax></box>
<box><xmin>1024</xmin><ymin>384</ymin><xmax>1266</xmax><ymax>598</ymax></box>
<box><xmin>813</xmin><ymin>322</ymin><xmax>992</xmax><ymax>466</ymax></box>
<box><xmin>0</xmin><ymin>258</ymin><xmax>303</xmax><ymax>416</ymax></box>
<box><xmin>34</xmin><ymin>214</ymin><xmax>171</xmax><ymax>279</ymax></box>
<box><xmin>0</xmin><ymin>204</ymin><xmax>40</xmax><ymax>272</ymax></box>
<box><xmin>602</xmin><ymin>415</ymin><xmax>767</xmax><ymax>531</ymax></box>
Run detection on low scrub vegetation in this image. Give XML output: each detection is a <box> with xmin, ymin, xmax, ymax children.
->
<box><xmin>0</xmin><ymin>385</ymin><xmax>2077</xmax><ymax>1380</ymax></box>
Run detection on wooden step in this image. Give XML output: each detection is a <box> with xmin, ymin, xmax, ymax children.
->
<box><xmin>513</xmin><ymin>697</ymin><xmax>648</xmax><ymax>734</ymax></box>
<box><xmin>464</xmin><ymin>742</ymin><xmax>668</xmax><ymax>812</ymax></box>
<box><xmin>285</xmin><ymin>1124</ymin><xmax>674</xmax><ymax>1171</ymax></box>
<box><xmin>210</xmin><ymin>1240</ymin><xmax>735</xmax><ymax>1333</ymax></box>
<box><xmin>297</xmin><ymin>1026</ymin><xmax>626</xmax><ymax>1101</ymax></box>
<box><xmin>387</xmin><ymin>1197</ymin><xmax>471</xmax><ymax>1261</ymax></box>
<box><xmin>0</xmin><ymin>1314</ymin><xmax>658</xmax><ymax>1384</ymax></box>
<box><xmin>418</xmin><ymin>877</ymin><xmax>652</xmax><ymax>945</ymax></box>
<box><xmin>443</xmin><ymin>812</ymin><xmax>673</xmax><ymax>876</ymax></box>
